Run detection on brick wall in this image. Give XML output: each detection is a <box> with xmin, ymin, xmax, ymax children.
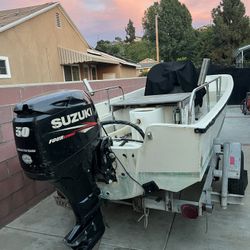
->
<box><xmin>0</xmin><ymin>77</ymin><xmax>146</xmax><ymax>227</ymax></box>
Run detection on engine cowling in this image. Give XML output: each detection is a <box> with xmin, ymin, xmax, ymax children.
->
<box><xmin>13</xmin><ymin>90</ymin><xmax>100</xmax><ymax>180</ymax></box>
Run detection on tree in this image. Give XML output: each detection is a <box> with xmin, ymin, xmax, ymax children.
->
<box><xmin>142</xmin><ymin>2</ymin><xmax>160</xmax><ymax>43</ymax></box>
<box><xmin>96</xmin><ymin>39</ymin><xmax>125</xmax><ymax>58</ymax></box>
<box><xmin>142</xmin><ymin>0</ymin><xmax>196</xmax><ymax>62</ymax></box>
<box><xmin>114</xmin><ymin>36</ymin><xmax>123</xmax><ymax>43</ymax></box>
<box><xmin>125</xmin><ymin>39</ymin><xmax>155</xmax><ymax>62</ymax></box>
<box><xmin>125</xmin><ymin>19</ymin><xmax>136</xmax><ymax>43</ymax></box>
<box><xmin>194</xmin><ymin>26</ymin><xmax>215</xmax><ymax>65</ymax></box>
<box><xmin>211</xmin><ymin>0</ymin><xmax>250</xmax><ymax>65</ymax></box>
<box><xmin>95</xmin><ymin>38</ymin><xmax>155</xmax><ymax>63</ymax></box>
<box><xmin>96</xmin><ymin>40</ymin><xmax>112</xmax><ymax>52</ymax></box>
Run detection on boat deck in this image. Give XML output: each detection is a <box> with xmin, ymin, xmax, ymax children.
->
<box><xmin>0</xmin><ymin>106</ymin><xmax>250</xmax><ymax>250</ymax></box>
<box><xmin>112</xmin><ymin>92</ymin><xmax>191</xmax><ymax>109</ymax></box>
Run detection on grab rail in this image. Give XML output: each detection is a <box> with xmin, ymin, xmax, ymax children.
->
<box><xmin>83</xmin><ymin>79</ymin><xmax>125</xmax><ymax>111</ymax></box>
<box><xmin>197</xmin><ymin>58</ymin><xmax>210</xmax><ymax>86</ymax></box>
<box><xmin>83</xmin><ymin>79</ymin><xmax>125</xmax><ymax>121</ymax></box>
<box><xmin>188</xmin><ymin>76</ymin><xmax>222</xmax><ymax>124</ymax></box>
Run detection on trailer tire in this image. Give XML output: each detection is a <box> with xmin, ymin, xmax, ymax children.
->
<box><xmin>228</xmin><ymin>151</ymin><xmax>248</xmax><ymax>195</ymax></box>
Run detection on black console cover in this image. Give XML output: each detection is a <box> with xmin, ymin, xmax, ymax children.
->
<box><xmin>145</xmin><ymin>61</ymin><xmax>206</xmax><ymax>106</ymax></box>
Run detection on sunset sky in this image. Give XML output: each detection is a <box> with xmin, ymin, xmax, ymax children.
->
<box><xmin>1</xmin><ymin>0</ymin><xmax>250</xmax><ymax>46</ymax></box>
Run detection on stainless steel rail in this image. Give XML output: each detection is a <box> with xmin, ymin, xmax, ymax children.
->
<box><xmin>83</xmin><ymin>78</ymin><xmax>125</xmax><ymax>112</ymax></box>
<box><xmin>188</xmin><ymin>76</ymin><xmax>222</xmax><ymax>124</ymax></box>
<box><xmin>197</xmin><ymin>58</ymin><xmax>210</xmax><ymax>86</ymax></box>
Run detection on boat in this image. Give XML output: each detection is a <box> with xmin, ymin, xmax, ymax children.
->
<box><xmin>93</xmin><ymin>61</ymin><xmax>234</xmax><ymax>200</ymax></box>
<box><xmin>13</xmin><ymin>59</ymin><xmax>246</xmax><ymax>250</ymax></box>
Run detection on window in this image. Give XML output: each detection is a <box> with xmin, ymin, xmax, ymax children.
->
<box><xmin>64</xmin><ymin>66</ymin><xmax>72</xmax><ymax>81</ymax></box>
<box><xmin>63</xmin><ymin>65</ymin><xmax>80</xmax><ymax>81</ymax></box>
<box><xmin>90</xmin><ymin>65</ymin><xmax>97</xmax><ymax>80</ymax></box>
<box><xmin>0</xmin><ymin>56</ymin><xmax>11</xmax><ymax>78</ymax></box>
<box><xmin>55</xmin><ymin>12</ymin><xmax>61</xmax><ymax>28</ymax></box>
<box><xmin>83</xmin><ymin>65</ymin><xmax>89</xmax><ymax>80</ymax></box>
<box><xmin>72</xmin><ymin>66</ymin><xmax>80</xmax><ymax>81</ymax></box>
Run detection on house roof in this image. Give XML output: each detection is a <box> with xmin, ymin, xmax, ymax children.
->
<box><xmin>139</xmin><ymin>58</ymin><xmax>157</xmax><ymax>64</ymax></box>
<box><xmin>0</xmin><ymin>2</ymin><xmax>90</xmax><ymax>47</ymax></box>
<box><xmin>58</xmin><ymin>47</ymin><xmax>119</xmax><ymax>65</ymax></box>
<box><xmin>58</xmin><ymin>47</ymin><xmax>139</xmax><ymax>67</ymax></box>
<box><xmin>0</xmin><ymin>2</ymin><xmax>58</xmax><ymax>31</ymax></box>
<box><xmin>88</xmin><ymin>49</ymin><xmax>139</xmax><ymax>67</ymax></box>
<box><xmin>139</xmin><ymin>58</ymin><xmax>158</xmax><ymax>69</ymax></box>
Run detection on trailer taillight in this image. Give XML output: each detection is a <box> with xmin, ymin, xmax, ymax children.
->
<box><xmin>181</xmin><ymin>204</ymin><xmax>198</xmax><ymax>219</ymax></box>
<box><xmin>241</xmin><ymin>92</ymin><xmax>250</xmax><ymax>115</ymax></box>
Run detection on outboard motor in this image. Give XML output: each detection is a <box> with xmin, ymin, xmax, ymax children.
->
<box><xmin>12</xmin><ymin>90</ymin><xmax>116</xmax><ymax>249</ymax></box>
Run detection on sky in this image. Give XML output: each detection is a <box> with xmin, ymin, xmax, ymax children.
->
<box><xmin>0</xmin><ymin>0</ymin><xmax>250</xmax><ymax>47</ymax></box>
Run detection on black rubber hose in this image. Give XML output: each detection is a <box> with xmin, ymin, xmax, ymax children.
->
<box><xmin>100</xmin><ymin>120</ymin><xmax>145</xmax><ymax>139</ymax></box>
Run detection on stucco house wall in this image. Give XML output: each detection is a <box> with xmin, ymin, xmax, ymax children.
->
<box><xmin>97</xmin><ymin>64</ymin><xmax>120</xmax><ymax>79</ymax></box>
<box><xmin>97</xmin><ymin>64</ymin><xmax>137</xmax><ymax>79</ymax></box>
<box><xmin>120</xmin><ymin>65</ymin><xmax>138</xmax><ymax>78</ymax></box>
<box><xmin>0</xmin><ymin>5</ymin><xmax>88</xmax><ymax>85</ymax></box>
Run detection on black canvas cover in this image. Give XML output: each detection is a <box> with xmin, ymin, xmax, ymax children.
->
<box><xmin>145</xmin><ymin>61</ymin><xmax>205</xmax><ymax>106</ymax></box>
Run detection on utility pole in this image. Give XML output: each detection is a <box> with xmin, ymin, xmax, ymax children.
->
<box><xmin>155</xmin><ymin>14</ymin><xmax>160</xmax><ymax>62</ymax></box>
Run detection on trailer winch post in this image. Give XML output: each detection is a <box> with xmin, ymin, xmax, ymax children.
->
<box><xmin>221</xmin><ymin>143</ymin><xmax>230</xmax><ymax>209</ymax></box>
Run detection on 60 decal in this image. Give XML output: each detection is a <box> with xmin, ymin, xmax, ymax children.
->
<box><xmin>15</xmin><ymin>127</ymin><xmax>30</xmax><ymax>137</ymax></box>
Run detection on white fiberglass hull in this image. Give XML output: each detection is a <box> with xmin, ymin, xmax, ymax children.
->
<box><xmin>96</xmin><ymin>74</ymin><xmax>233</xmax><ymax>200</ymax></box>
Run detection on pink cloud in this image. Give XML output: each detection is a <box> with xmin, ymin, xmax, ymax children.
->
<box><xmin>59</xmin><ymin>0</ymin><xmax>157</xmax><ymax>44</ymax></box>
<box><xmin>69</xmin><ymin>1</ymin><xmax>156</xmax><ymax>33</ymax></box>
<box><xmin>0</xmin><ymin>0</ymin><xmax>250</xmax><ymax>45</ymax></box>
<box><xmin>181</xmin><ymin>0</ymin><xmax>250</xmax><ymax>27</ymax></box>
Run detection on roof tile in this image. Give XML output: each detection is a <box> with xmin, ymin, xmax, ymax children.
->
<box><xmin>0</xmin><ymin>2</ymin><xmax>55</xmax><ymax>28</ymax></box>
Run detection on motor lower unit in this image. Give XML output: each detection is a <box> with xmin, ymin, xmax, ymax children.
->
<box><xmin>13</xmin><ymin>90</ymin><xmax>116</xmax><ymax>249</ymax></box>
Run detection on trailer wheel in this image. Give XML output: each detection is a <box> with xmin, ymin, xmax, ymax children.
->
<box><xmin>228</xmin><ymin>151</ymin><xmax>248</xmax><ymax>195</ymax></box>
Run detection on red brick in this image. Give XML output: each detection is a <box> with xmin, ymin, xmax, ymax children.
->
<box><xmin>41</xmin><ymin>83</ymin><xmax>83</xmax><ymax>96</ymax></box>
<box><xmin>0</xmin><ymin>202</ymin><xmax>28</xmax><ymax>227</ymax></box>
<box><xmin>0</xmin><ymin>196</ymin><xmax>12</xmax><ymax>219</ymax></box>
<box><xmin>92</xmin><ymin>92</ymin><xmax>102</xmax><ymax>102</ymax></box>
<box><xmin>61</xmin><ymin>83</ymin><xmax>82</xmax><ymax>90</ymax></box>
<box><xmin>22</xmin><ymin>183</ymin><xmax>36</xmax><ymax>202</ymax></box>
<box><xmin>0</xmin><ymin>123</ymin><xmax>14</xmax><ymax>142</ymax></box>
<box><xmin>0</xmin><ymin>127</ymin><xmax>2</xmax><ymax>143</ymax></box>
<box><xmin>0</xmin><ymin>161</ymin><xmax>9</xmax><ymax>182</ymax></box>
<box><xmin>0</xmin><ymin>88</ymin><xmax>21</xmax><ymax>105</ymax></box>
<box><xmin>0</xmin><ymin>141</ymin><xmax>17</xmax><ymax>163</ymax></box>
<box><xmin>11</xmin><ymin>183</ymin><xmax>36</xmax><ymax>209</ymax></box>
<box><xmin>7</xmin><ymin>156</ymin><xmax>22</xmax><ymax>176</ymax></box>
<box><xmin>0</xmin><ymin>172</ymin><xmax>24</xmax><ymax>200</ymax></box>
<box><xmin>35</xmin><ymin>181</ymin><xmax>52</xmax><ymax>194</ymax></box>
<box><xmin>26</xmin><ymin>187</ymin><xmax>54</xmax><ymax>208</ymax></box>
<box><xmin>20</xmin><ymin>85</ymin><xmax>43</xmax><ymax>101</ymax></box>
<box><xmin>10</xmin><ymin>189</ymin><xmax>26</xmax><ymax>210</ymax></box>
<box><xmin>22</xmin><ymin>172</ymin><xmax>34</xmax><ymax>186</ymax></box>
<box><xmin>42</xmin><ymin>84</ymin><xmax>60</xmax><ymax>93</ymax></box>
<box><xmin>89</xmin><ymin>79</ymin><xmax>146</xmax><ymax>104</ymax></box>
<box><xmin>0</xmin><ymin>185</ymin><xmax>54</xmax><ymax>227</ymax></box>
<box><xmin>0</xmin><ymin>106</ymin><xmax>13</xmax><ymax>124</ymax></box>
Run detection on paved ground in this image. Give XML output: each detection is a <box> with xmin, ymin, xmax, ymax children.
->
<box><xmin>0</xmin><ymin>105</ymin><xmax>250</xmax><ymax>250</ymax></box>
